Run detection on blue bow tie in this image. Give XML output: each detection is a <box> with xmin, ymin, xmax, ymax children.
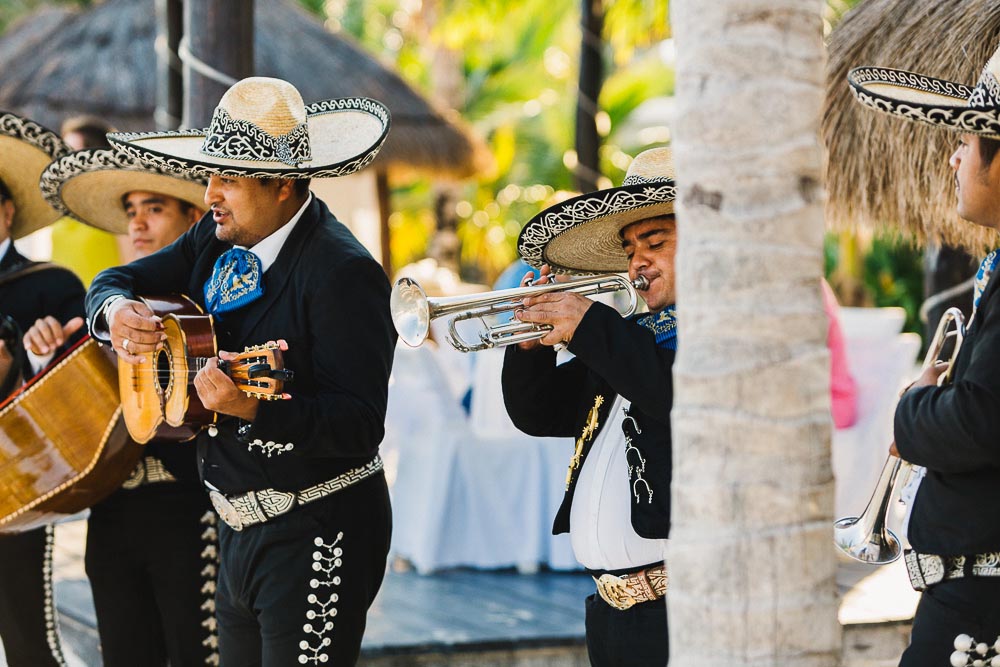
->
<box><xmin>635</xmin><ymin>305</ymin><xmax>677</xmax><ymax>350</ymax></box>
<box><xmin>204</xmin><ymin>247</ymin><xmax>264</xmax><ymax>316</ymax></box>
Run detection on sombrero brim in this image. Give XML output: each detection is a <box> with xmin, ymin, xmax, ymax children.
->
<box><xmin>0</xmin><ymin>112</ymin><xmax>69</xmax><ymax>239</ymax></box>
<box><xmin>518</xmin><ymin>181</ymin><xmax>676</xmax><ymax>274</ymax></box>
<box><xmin>108</xmin><ymin>98</ymin><xmax>390</xmax><ymax>179</ymax></box>
<box><xmin>848</xmin><ymin>66</ymin><xmax>1000</xmax><ymax>139</ymax></box>
<box><xmin>41</xmin><ymin>149</ymin><xmax>208</xmax><ymax>234</ymax></box>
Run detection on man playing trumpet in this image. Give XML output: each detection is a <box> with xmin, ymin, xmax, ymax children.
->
<box><xmin>848</xmin><ymin>42</ymin><xmax>1000</xmax><ymax>667</ymax></box>
<box><xmin>501</xmin><ymin>147</ymin><xmax>675</xmax><ymax>666</ymax></box>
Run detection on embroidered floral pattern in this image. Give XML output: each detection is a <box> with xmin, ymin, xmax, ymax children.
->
<box><xmin>198</xmin><ymin>511</ymin><xmax>220</xmax><ymax>665</ymax></box>
<box><xmin>299</xmin><ymin>533</ymin><xmax>344</xmax><ymax>664</ymax></box>
<box><xmin>247</xmin><ymin>438</ymin><xmax>295</xmax><ymax>457</ymax></box>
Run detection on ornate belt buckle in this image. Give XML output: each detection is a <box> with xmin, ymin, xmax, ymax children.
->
<box><xmin>595</xmin><ymin>574</ymin><xmax>637</xmax><ymax>611</ymax></box>
<box><xmin>209</xmin><ymin>490</ymin><xmax>244</xmax><ymax>531</ymax></box>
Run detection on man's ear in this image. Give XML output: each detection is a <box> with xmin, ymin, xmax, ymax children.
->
<box><xmin>276</xmin><ymin>179</ymin><xmax>295</xmax><ymax>203</ymax></box>
<box><xmin>188</xmin><ymin>206</ymin><xmax>204</xmax><ymax>226</ymax></box>
<box><xmin>0</xmin><ymin>200</ymin><xmax>14</xmax><ymax>232</ymax></box>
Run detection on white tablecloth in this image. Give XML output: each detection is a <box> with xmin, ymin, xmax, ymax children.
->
<box><xmin>382</xmin><ymin>344</ymin><xmax>580</xmax><ymax>573</ymax></box>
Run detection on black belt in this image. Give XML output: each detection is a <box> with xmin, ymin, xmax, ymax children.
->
<box><xmin>207</xmin><ymin>456</ymin><xmax>383</xmax><ymax>531</ymax></box>
<box><xmin>904</xmin><ymin>549</ymin><xmax>1000</xmax><ymax>591</ymax></box>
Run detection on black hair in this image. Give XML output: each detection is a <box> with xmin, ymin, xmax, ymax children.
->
<box><xmin>979</xmin><ymin>136</ymin><xmax>1000</xmax><ymax>167</ymax></box>
<box><xmin>0</xmin><ymin>176</ymin><xmax>11</xmax><ymax>203</ymax></box>
<box><xmin>259</xmin><ymin>177</ymin><xmax>311</xmax><ymax>199</ymax></box>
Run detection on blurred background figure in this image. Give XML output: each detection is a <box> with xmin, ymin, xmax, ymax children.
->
<box><xmin>51</xmin><ymin>116</ymin><xmax>125</xmax><ymax>285</ymax></box>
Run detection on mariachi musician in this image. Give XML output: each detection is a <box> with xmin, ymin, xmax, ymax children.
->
<box><xmin>501</xmin><ymin>147</ymin><xmax>675</xmax><ymax>666</ymax></box>
<box><xmin>33</xmin><ymin>147</ymin><xmax>216</xmax><ymax>666</ymax></box>
<box><xmin>0</xmin><ymin>111</ymin><xmax>83</xmax><ymax>666</ymax></box>
<box><xmin>85</xmin><ymin>77</ymin><xmax>396</xmax><ymax>665</ymax></box>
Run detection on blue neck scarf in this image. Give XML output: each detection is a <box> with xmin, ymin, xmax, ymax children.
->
<box><xmin>973</xmin><ymin>249</ymin><xmax>1000</xmax><ymax>317</ymax></box>
<box><xmin>635</xmin><ymin>305</ymin><xmax>677</xmax><ymax>350</ymax></box>
<box><xmin>203</xmin><ymin>247</ymin><xmax>264</xmax><ymax>316</ymax></box>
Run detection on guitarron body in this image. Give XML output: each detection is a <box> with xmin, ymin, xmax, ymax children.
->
<box><xmin>0</xmin><ymin>336</ymin><xmax>139</xmax><ymax>533</ymax></box>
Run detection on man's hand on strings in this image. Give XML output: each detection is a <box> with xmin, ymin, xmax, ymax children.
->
<box><xmin>195</xmin><ymin>339</ymin><xmax>291</xmax><ymax>420</ymax></box>
<box><xmin>107</xmin><ymin>299</ymin><xmax>166</xmax><ymax>365</ymax></box>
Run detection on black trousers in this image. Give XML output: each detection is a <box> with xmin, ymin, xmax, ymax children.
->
<box><xmin>899</xmin><ymin>577</ymin><xmax>1000</xmax><ymax>667</ymax></box>
<box><xmin>215</xmin><ymin>474</ymin><xmax>391</xmax><ymax>667</ymax></box>
<box><xmin>0</xmin><ymin>526</ymin><xmax>66</xmax><ymax>667</ymax></box>
<box><xmin>585</xmin><ymin>593</ymin><xmax>668</xmax><ymax>667</ymax></box>
<box><xmin>85</xmin><ymin>483</ymin><xmax>216</xmax><ymax>667</ymax></box>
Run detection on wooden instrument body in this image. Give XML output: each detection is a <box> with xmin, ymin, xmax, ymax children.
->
<box><xmin>119</xmin><ymin>295</ymin><xmax>217</xmax><ymax>444</ymax></box>
<box><xmin>0</xmin><ymin>337</ymin><xmax>141</xmax><ymax>533</ymax></box>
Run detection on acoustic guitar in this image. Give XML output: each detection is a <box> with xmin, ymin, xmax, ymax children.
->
<box><xmin>0</xmin><ymin>336</ymin><xmax>138</xmax><ymax>533</ymax></box>
<box><xmin>120</xmin><ymin>295</ymin><xmax>293</xmax><ymax>444</ymax></box>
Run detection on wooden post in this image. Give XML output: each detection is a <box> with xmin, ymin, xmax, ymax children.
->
<box><xmin>154</xmin><ymin>0</ymin><xmax>183</xmax><ymax>130</ymax></box>
<box><xmin>574</xmin><ymin>0</ymin><xmax>603</xmax><ymax>193</ymax></box>
<box><xmin>182</xmin><ymin>0</ymin><xmax>254</xmax><ymax>128</ymax></box>
<box><xmin>376</xmin><ymin>171</ymin><xmax>393</xmax><ymax>276</ymax></box>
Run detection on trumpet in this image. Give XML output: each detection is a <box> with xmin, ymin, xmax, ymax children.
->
<box><xmin>390</xmin><ymin>273</ymin><xmax>649</xmax><ymax>353</ymax></box>
<box><xmin>833</xmin><ymin>307</ymin><xmax>965</xmax><ymax>564</ymax></box>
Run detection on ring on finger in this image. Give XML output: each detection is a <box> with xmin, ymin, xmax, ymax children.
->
<box><xmin>123</xmin><ymin>337</ymin><xmax>131</xmax><ymax>353</ymax></box>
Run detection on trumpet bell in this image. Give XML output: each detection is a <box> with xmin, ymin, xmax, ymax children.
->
<box><xmin>834</xmin><ymin>516</ymin><xmax>901</xmax><ymax>565</ymax></box>
<box><xmin>390</xmin><ymin>277</ymin><xmax>431</xmax><ymax>347</ymax></box>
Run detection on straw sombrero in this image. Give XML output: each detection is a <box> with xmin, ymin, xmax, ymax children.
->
<box><xmin>40</xmin><ymin>149</ymin><xmax>208</xmax><ymax>234</ymax></box>
<box><xmin>848</xmin><ymin>45</ymin><xmax>1000</xmax><ymax>139</ymax></box>
<box><xmin>518</xmin><ymin>147</ymin><xmax>676</xmax><ymax>273</ymax></box>
<box><xmin>0</xmin><ymin>111</ymin><xmax>71</xmax><ymax>239</ymax></box>
<box><xmin>108</xmin><ymin>77</ymin><xmax>390</xmax><ymax>180</ymax></box>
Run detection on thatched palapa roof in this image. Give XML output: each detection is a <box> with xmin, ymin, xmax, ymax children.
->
<box><xmin>0</xmin><ymin>0</ymin><xmax>491</xmax><ymax>179</ymax></box>
<box><xmin>824</xmin><ymin>0</ymin><xmax>1000</xmax><ymax>250</ymax></box>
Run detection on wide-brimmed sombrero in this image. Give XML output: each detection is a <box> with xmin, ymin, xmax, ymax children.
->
<box><xmin>40</xmin><ymin>148</ymin><xmax>208</xmax><ymax>234</ymax></box>
<box><xmin>848</xmin><ymin>45</ymin><xmax>1000</xmax><ymax>139</ymax></box>
<box><xmin>518</xmin><ymin>147</ymin><xmax>676</xmax><ymax>273</ymax></box>
<box><xmin>108</xmin><ymin>77</ymin><xmax>390</xmax><ymax>179</ymax></box>
<box><xmin>0</xmin><ymin>111</ymin><xmax>71</xmax><ymax>239</ymax></box>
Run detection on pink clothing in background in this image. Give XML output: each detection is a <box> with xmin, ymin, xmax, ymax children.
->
<box><xmin>823</xmin><ymin>280</ymin><xmax>858</xmax><ymax>429</ymax></box>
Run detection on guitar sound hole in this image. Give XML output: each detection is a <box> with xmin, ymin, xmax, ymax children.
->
<box><xmin>156</xmin><ymin>350</ymin><xmax>171</xmax><ymax>394</ymax></box>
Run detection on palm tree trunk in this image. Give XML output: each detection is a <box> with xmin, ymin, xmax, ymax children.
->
<box><xmin>669</xmin><ymin>1</ymin><xmax>840</xmax><ymax>664</ymax></box>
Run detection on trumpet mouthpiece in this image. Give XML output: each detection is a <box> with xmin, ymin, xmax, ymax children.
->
<box><xmin>632</xmin><ymin>275</ymin><xmax>649</xmax><ymax>291</ymax></box>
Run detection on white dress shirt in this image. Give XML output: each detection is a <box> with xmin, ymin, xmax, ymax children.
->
<box><xmin>569</xmin><ymin>394</ymin><xmax>668</xmax><ymax>570</ymax></box>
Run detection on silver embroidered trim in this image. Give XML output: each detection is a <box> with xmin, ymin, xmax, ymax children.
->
<box><xmin>39</xmin><ymin>147</ymin><xmax>207</xmax><ymax>214</ymax></box>
<box><xmin>121</xmin><ymin>456</ymin><xmax>179</xmax><ymax>490</ymax></box>
<box><xmin>210</xmin><ymin>457</ymin><xmax>384</xmax><ymax>531</ymax></box>
<box><xmin>622</xmin><ymin>408</ymin><xmax>652</xmax><ymax>505</ymax></box>
<box><xmin>247</xmin><ymin>438</ymin><xmax>294</xmax><ymax>457</ymax></box>
<box><xmin>849</xmin><ymin>67</ymin><xmax>1000</xmax><ymax>137</ymax></box>
<box><xmin>201</xmin><ymin>108</ymin><xmax>312</xmax><ymax>166</ymax></box>
<box><xmin>0</xmin><ymin>112</ymin><xmax>70</xmax><ymax>162</ymax></box>
<box><xmin>108</xmin><ymin>97</ymin><xmax>389</xmax><ymax>179</ymax></box>
<box><xmin>42</xmin><ymin>524</ymin><xmax>69</xmax><ymax>667</ymax></box>
<box><xmin>199</xmin><ymin>511</ymin><xmax>220</xmax><ymax>666</ymax></box>
<box><xmin>518</xmin><ymin>183</ymin><xmax>677</xmax><ymax>269</ymax></box>
<box><xmin>904</xmin><ymin>550</ymin><xmax>1000</xmax><ymax>591</ymax></box>
<box><xmin>299</xmin><ymin>532</ymin><xmax>343</xmax><ymax>664</ymax></box>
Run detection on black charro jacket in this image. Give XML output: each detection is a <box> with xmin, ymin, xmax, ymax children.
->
<box><xmin>501</xmin><ymin>302</ymin><xmax>673</xmax><ymax>539</ymax></box>
<box><xmin>895</xmin><ymin>263</ymin><xmax>1000</xmax><ymax>556</ymax></box>
<box><xmin>0</xmin><ymin>243</ymin><xmax>85</xmax><ymax>374</ymax></box>
<box><xmin>86</xmin><ymin>196</ymin><xmax>396</xmax><ymax>496</ymax></box>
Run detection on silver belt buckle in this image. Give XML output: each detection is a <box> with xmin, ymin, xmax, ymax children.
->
<box><xmin>209</xmin><ymin>490</ymin><xmax>244</xmax><ymax>532</ymax></box>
